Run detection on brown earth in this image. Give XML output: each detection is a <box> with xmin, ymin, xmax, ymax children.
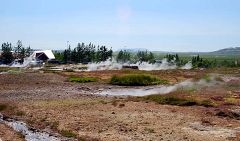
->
<box><xmin>0</xmin><ymin>123</ymin><xmax>24</xmax><ymax>141</ymax></box>
<box><xmin>0</xmin><ymin>69</ymin><xmax>240</xmax><ymax>141</ymax></box>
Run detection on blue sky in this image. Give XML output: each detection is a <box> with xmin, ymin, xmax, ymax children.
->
<box><xmin>1</xmin><ymin>0</ymin><xmax>240</xmax><ymax>52</ymax></box>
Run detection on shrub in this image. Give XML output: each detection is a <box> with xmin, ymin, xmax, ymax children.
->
<box><xmin>143</xmin><ymin>95</ymin><xmax>214</xmax><ymax>107</ymax></box>
<box><xmin>60</xmin><ymin>129</ymin><xmax>77</xmax><ymax>138</ymax></box>
<box><xmin>0</xmin><ymin>104</ymin><xmax>7</xmax><ymax>111</ymax></box>
<box><xmin>68</xmin><ymin>76</ymin><xmax>97</xmax><ymax>83</ymax></box>
<box><xmin>110</xmin><ymin>74</ymin><xmax>168</xmax><ymax>86</ymax></box>
<box><xmin>200</xmin><ymin>100</ymin><xmax>214</xmax><ymax>107</ymax></box>
<box><xmin>16</xmin><ymin>111</ymin><xmax>26</xmax><ymax>116</ymax></box>
<box><xmin>144</xmin><ymin>95</ymin><xmax>197</xmax><ymax>106</ymax></box>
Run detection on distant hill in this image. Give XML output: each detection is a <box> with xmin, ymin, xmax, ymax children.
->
<box><xmin>152</xmin><ymin>47</ymin><xmax>240</xmax><ymax>56</ymax></box>
<box><xmin>117</xmin><ymin>48</ymin><xmax>148</xmax><ymax>52</ymax></box>
<box><xmin>3</xmin><ymin>47</ymin><xmax>236</xmax><ymax>56</ymax></box>
<box><xmin>210</xmin><ymin>47</ymin><xmax>240</xmax><ymax>55</ymax></box>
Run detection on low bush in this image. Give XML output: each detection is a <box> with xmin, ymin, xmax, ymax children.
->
<box><xmin>68</xmin><ymin>76</ymin><xmax>97</xmax><ymax>83</ymax></box>
<box><xmin>0</xmin><ymin>104</ymin><xmax>7</xmax><ymax>111</ymax></box>
<box><xmin>143</xmin><ymin>95</ymin><xmax>214</xmax><ymax>107</ymax></box>
<box><xmin>144</xmin><ymin>95</ymin><xmax>197</xmax><ymax>106</ymax></box>
<box><xmin>60</xmin><ymin>129</ymin><xmax>77</xmax><ymax>138</ymax></box>
<box><xmin>199</xmin><ymin>100</ymin><xmax>215</xmax><ymax>107</ymax></box>
<box><xmin>16</xmin><ymin>111</ymin><xmax>26</xmax><ymax>116</ymax></box>
<box><xmin>110</xmin><ymin>74</ymin><xmax>168</xmax><ymax>86</ymax></box>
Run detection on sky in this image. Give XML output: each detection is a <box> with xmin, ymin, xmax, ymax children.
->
<box><xmin>1</xmin><ymin>0</ymin><xmax>240</xmax><ymax>52</ymax></box>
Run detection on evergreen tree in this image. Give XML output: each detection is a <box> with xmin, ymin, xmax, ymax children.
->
<box><xmin>62</xmin><ymin>42</ymin><xmax>112</xmax><ymax>63</ymax></box>
<box><xmin>117</xmin><ymin>50</ymin><xmax>131</xmax><ymax>63</ymax></box>
<box><xmin>1</xmin><ymin>43</ymin><xmax>14</xmax><ymax>64</ymax></box>
<box><xmin>15</xmin><ymin>40</ymin><xmax>23</xmax><ymax>58</ymax></box>
<box><xmin>20</xmin><ymin>47</ymin><xmax>26</xmax><ymax>64</ymax></box>
<box><xmin>63</xmin><ymin>45</ymin><xmax>71</xmax><ymax>63</ymax></box>
<box><xmin>175</xmin><ymin>54</ymin><xmax>179</xmax><ymax>62</ymax></box>
<box><xmin>26</xmin><ymin>46</ymin><xmax>32</xmax><ymax>57</ymax></box>
<box><xmin>137</xmin><ymin>50</ymin><xmax>155</xmax><ymax>63</ymax></box>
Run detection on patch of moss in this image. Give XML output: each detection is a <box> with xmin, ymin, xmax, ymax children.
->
<box><xmin>68</xmin><ymin>76</ymin><xmax>97</xmax><ymax>83</ymax></box>
<box><xmin>60</xmin><ymin>129</ymin><xmax>77</xmax><ymax>138</ymax></box>
<box><xmin>143</xmin><ymin>95</ymin><xmax>214</xmax><ymax>107</ymax></box>
<box><xmin>224</xmin><ymin>98</ymin><xmax>240</xmax><ymax>105</ymax></box>
<box><xmin>110</xmin><ymin>74</ymin><xmax>168</xmax><ymax>86</ymax></box>
<box><xmin>199</xmin><ymin>100</ymin><xmax>215</xmax><ymax>107</ymax></box>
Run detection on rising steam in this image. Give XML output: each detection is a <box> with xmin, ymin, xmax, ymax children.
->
<box><xmin>87</xmin><ymin>58</ymin><xmax>192</xmax><ymax>71</ymax></box>
<box><xmin>97</xmin><ymin>76</ymin><xmax>221</xmax><ymax>96</ymax></box>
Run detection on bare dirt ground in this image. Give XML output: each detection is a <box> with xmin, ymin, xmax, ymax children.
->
<box><xmin>0</xmin><ymin>68</ymin><xmax>240</xmax><ymax>141</ymax></box>
<box><xmin>0</xmin><ymin>123</ymin><xmax>24</xmax><ymax>141</ymax></box>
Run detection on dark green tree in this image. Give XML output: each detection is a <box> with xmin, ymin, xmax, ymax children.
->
<box><xmin>15</xmin><ymin>40</ymin><xmax>23</xmax><ymax>58</ymax></box>
<box><xmin>137</xmin><ymin>50</ymin><xmax>155</xmax><ymax>63</ymax></box>
<box><xmin>63</xmin><ymin>45</ymin><xmax>71</xmax><ymax>63</ymax></box>
<box><xmin>117</xmin><ymin>50</ymin><xmax>131</xmax><ymax>63</ymax></box>
<box><xmin>62</xmin><ymin>42</ymin><xmax>112</xmax><ymax>63</ymax></box>
<box><xmin>20</xmin><ymin>47</ymin><xmax>26</xmax><ymax>63</ymax></box>
<box><xmin>1</xmin><ymin>43</ymin><xmax>14</xmax><ymax>64</ymax></box>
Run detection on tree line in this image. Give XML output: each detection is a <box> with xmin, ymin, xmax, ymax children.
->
<box><xmin>55</xmin><ymin>42</ymin><xmax>113</xmax><ymax>63</ymax></box>
<box><xmin>1</xmin><ymin>40</ymin><xmax>239</xmax><ymax>68</ymax></box>
<box><xmin>0</xmin><ymin>40</ymin><xmax>32</xmax><ymax>64</ymax></box>
<box><xmin>116</xmin><ymin>50</ymin><xmax>155</xmax><ymax>63</ymax></box>
<box><xmin>116</xmin><ymin>50</ymin><xmax>240</xmax><ymax>68</ymax></box>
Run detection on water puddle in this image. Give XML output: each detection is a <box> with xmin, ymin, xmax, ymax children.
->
<box><xmin>0</xmin><ymin>114</ymin><xmax>61</xmax><ymax>141</ymax></box>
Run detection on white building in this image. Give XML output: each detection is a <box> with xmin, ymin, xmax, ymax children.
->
<box><xmin>31</xmin><ymin>50</ymin><xmax>55</xmax><ymax>61</ymax></box>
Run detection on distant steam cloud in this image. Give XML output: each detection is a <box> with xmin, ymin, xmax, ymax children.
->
<box><xmin>87</xmin><ymin>59</ymin><xmax>123</xmax><ymax>71</ymax></box>
<box><xmin>181</xmin><ymin>61</ymin><xmax>192</xmax><ymax>70</ymax></box>
<box><xmin>87</xmin><ymin>59</ymin><xmax>192</xmax><ymax>71</ymax></box>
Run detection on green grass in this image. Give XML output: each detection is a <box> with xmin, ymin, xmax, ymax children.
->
<box><xmin>202</xmin><ymin>74</ymin><xmax>211</xmax><ymax>82</ymax></box>
<box><xmin>68</xmin><ymin>76</ymin><xmax>97</xmax><ymax>83</ymax></box>
<box><xmin>143</xmin><ymin>95</ymin><xmax>214</xmax><ymax>107</ymax></box>
<box><xmin>60</xmin><ymin>129</ymin><xmax>77</xmax><ymax>138</ymax></box>
<box><xmin>110</xmin><ymin>74</ymin><xmax>168</xmax><ymax>86</ymax></box>
<box><xmin>0</xmin><ymin>67</ymin><xmax>21</xmax><ymax>73</ymax></box>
